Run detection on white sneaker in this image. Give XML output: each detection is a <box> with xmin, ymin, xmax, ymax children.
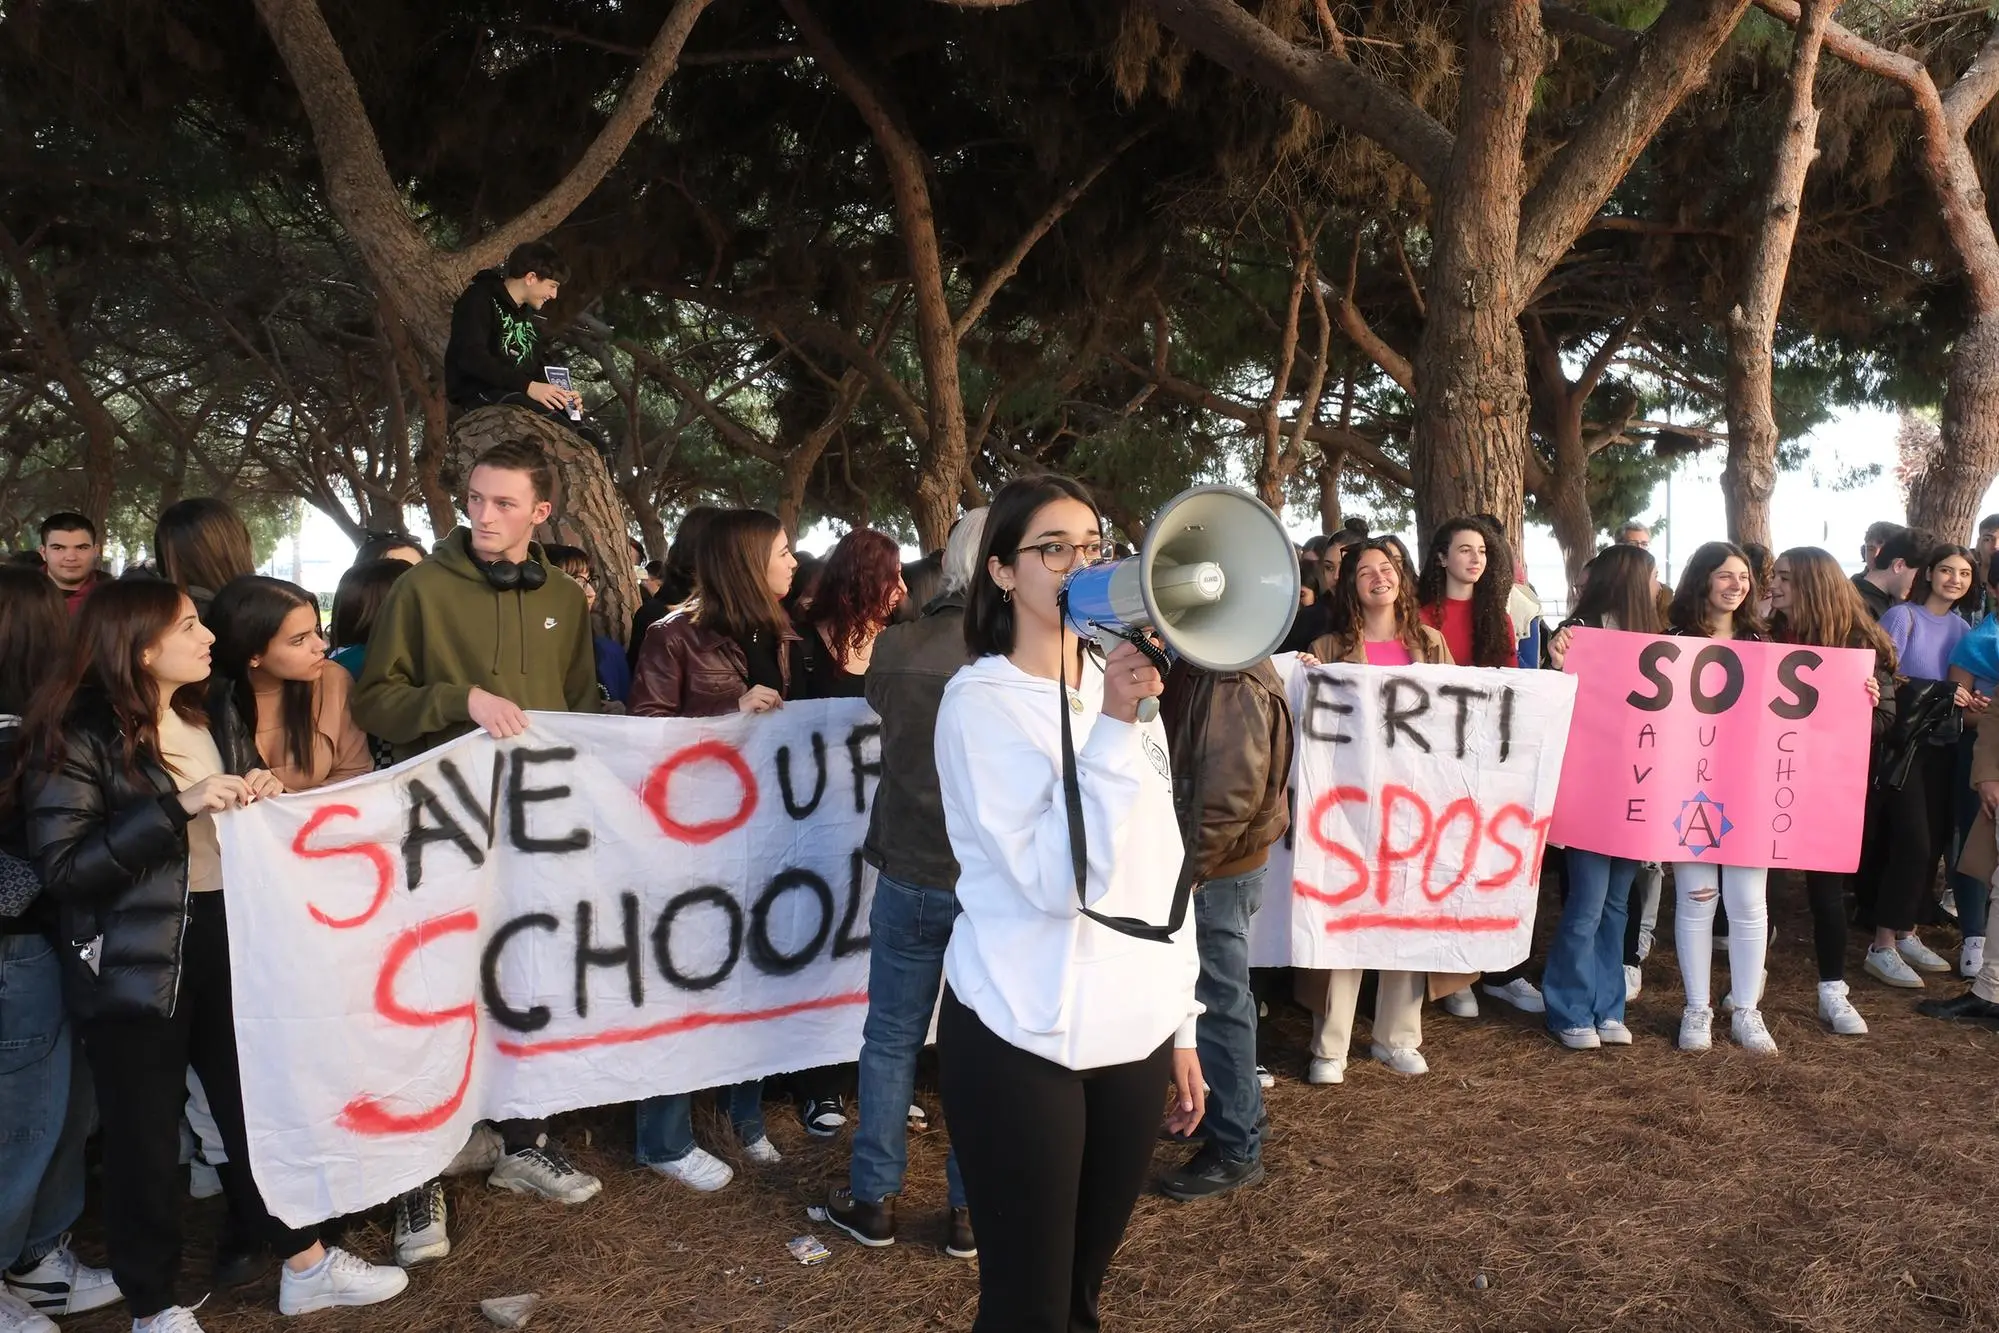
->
<box><xmin>0</xmin><ymin>1291</ymin><xmax>55</xmax><ymax>1333</ymax></box>
<box><xmin>1817</xmin><ymin>980</ymin><xmax>1868</xmax><ymax>1035</ymax></box>
<box><xmin>1480</xmin><ymin>977</ymin><xmax>1546</xmax><ymax>1014</ymax></box>
<box><xmin>487</xmin><ymin>1141</ymin><xmax>602</xmax><ymax>1205</ymax></box>
<box><xmin>1552</xmin><ymin>1026</ymin><xmax>1601</xmax><ymax>1050</ymax></box>
<box><xmin>651</xmin><ymin>1145</ymin><xmax>733</xmax><ymax>1192</ymax></box>
<box><xmin>1624</xmin><ymin>965</ymin><xmax>1642</xmax><ymax>1002</ymax></box>
<box><xmin>1256</xmin><ymin>1065</ymin><xmax>1276</xmax><ymax>1090</ymax></box>
<box><xmin>742</xmin><ymin>1136</ymin><xmax>782</xmax><ymax>1166</ymax></box>
<box><xmin>5</xmin><ymin>1236</ymin><xmax>122</xmax><ymax>1314</ymax></box>
<box><xmin>1369</xmin><ymin>1043</ymin><xmax>1429</xmax><ymax>1076</ymax></box>
<box><xmin>1596</xmin><ymin>1020</ymin><xmax>1633</xmax><ymax>1046</ymax></box>
<box><xmin>1939</xmin><ymin>883</ymin><xmax>1959</xmax><ymax>918</ymax></box>
<box><xmin>1678</xmin><ymin>1006</ymin><xmax>1714</xmax><ymax>1052</ymax></box>
<box><xmin>1441</xmin><ymin>988</ymin><xmax>1478</xmax><ymax>1018</ymax></box>
<box><xmin>1964</xmin><ymin>937</ymin><xmax>1987</xmax><ymax>979</ymax></box>
<box><xmin>392</xmin><ymin>1179</ymin><xmax>450</xmax><ymax>1266</ymax></box>
<box><xmin>277</xmin><ymin>1248</ymin><xmax>409</xmax><ymax>1316</ymax></box>
<box><xmin>1305</xmin><ymin>1057</ymin><xmax>1345</xmax><ymax>1085</ymax></box>
<box><xmin>1866</xmin><ymin>945</ymin><xmax>1925</xmax><ymax>989</ymax></box>
<box><xmin>1730</xmin><ymin>1007</ymin><xmax>1779</xmax><ymax>1055</ymax></box>
<box><xmin>1897</xmin><ymin>934</ymin><xmax>1952</xmax><ymax>974</ymax></box>
<box><xmin>133</xmin><ymin>1304</ymin><xmax>206</xmax><ymax>1332</ymax></box>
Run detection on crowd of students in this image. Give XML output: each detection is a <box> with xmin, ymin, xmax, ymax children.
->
<box><xmin>5</xmin><ymin>446</ymin><xmax>1999</xmax><ymax>1333</ymax></box>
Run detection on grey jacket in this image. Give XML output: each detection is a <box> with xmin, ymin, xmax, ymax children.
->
<box><xmin>862</xmin><ymin>594</ymin><xmax>970</xmax><ymax>890</ymax></box>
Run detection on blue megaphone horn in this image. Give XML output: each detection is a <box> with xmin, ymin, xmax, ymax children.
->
<box><xmin>1061</xmin><ymin>485</ymin><xmax>1301</xmax><ymax>721</ymax></box>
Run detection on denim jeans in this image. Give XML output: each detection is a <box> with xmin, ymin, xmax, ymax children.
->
<box><xmin>1192</xmin><ymin>867</ymin><xmax>1264</xmax><ymax>1164</ymax></box>
<box><xmin>851</xmin><ymin>873</ymin><xmax>964</xmax><ymax>1208</ymax></box>
<box><xmin>1543</xmin><ymin>850</ymin><xmax>1636</xmax><ymax>1033</ymax></box>
<box><xmin>1953</xmin><ymin>730</ymin><xmax>1988</xmax><ymax>940</ymax></box>
<box><xmin>634</xmin><ymin>1082</ymin><xmax>765</xmax><ymax>1166</ymax></box>
<box><xmin>0</xmin><ymin>933</ymin><xmax>92</xmax><ymax>1269</ymax></box>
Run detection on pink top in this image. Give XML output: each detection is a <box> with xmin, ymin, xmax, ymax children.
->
<box><xmin>1362</xmin><ymin>640</ymin><xmax>1415</xmax><ymax>666</ymax></box>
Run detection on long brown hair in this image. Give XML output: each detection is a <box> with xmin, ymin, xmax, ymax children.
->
<box><xmin>1324</xmin><ymin>537</ymin><xmax>1438</xmax><ymax>661</ymax></box>
<box><xmin>22</xmin><ymin>578</ymin><xmax>207</xmax><ymax>783</ymax></box>
<box><xmin>690</xmin><ymin>509</ymin><xmax>790</xmax><ymax>643</ymax></box>
<box><xmin>1568</xmin><ymin>544</ymin><xmax>1661</xmax><ymax>635</ymax></box>
<box><xmin>1911</xmin><ymin>543</ymin><xmax>1979</xmax><ymax>614</ymax></box>
<box><xmin>0</xmin><ymin>567</ymin><xmax>70</xmax><ymax>715</ymax></box>
<box><xmin>155</xmin><ymin>497</ymin><xmax>255</xmax><ymax>596</ymax></box>
<box><xmin>1768</xmin><ymin>547</ymin><xmax>1898</xmax><ymax>671</ymax></box>
<box><xmin>1669</xmin><ymin>540</ymin><xmax>1767</xmax><ymax>638</ymax></box>
<box><xmin>1416</xmin><ymin>517</ymin><xmax>1516</xmax><ymax>666</ymax></box>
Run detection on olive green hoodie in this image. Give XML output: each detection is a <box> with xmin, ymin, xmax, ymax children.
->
<box><xmin>352</xmin><ymin>528</ymin><xmax>601</xmax><ymax>760</ymax></box>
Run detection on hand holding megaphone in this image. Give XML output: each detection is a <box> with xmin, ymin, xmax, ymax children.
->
<box><xmin>1101</xmin><ymin>638</ymin><xmax>1165</xmax><ymax>724</ymax></box>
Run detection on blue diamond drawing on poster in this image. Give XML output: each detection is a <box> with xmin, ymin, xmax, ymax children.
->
<box><xmin>1673</xmin><ymin>791</ymin><xmax>1733</xmax><ymax>857</ymax></box>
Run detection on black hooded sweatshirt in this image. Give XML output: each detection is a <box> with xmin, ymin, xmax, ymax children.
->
<box><xmin>445</xmin><ymin>269</ymin><xmax>543</xmax><ymax>406</ymax></box>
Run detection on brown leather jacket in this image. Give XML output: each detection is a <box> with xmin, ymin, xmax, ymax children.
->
<box><xmin>629</xmin><ymin>613</ymin><xmax>797</xmax><ymax>718</ymax></box>
<box><xmin>1160</xmin><ymin>657</ymin><xmax>1293</xmax><ymax>883</ymax></box>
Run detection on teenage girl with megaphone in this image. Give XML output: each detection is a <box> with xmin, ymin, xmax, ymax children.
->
<box><xmin>931</xmin><ymin>473</ymin><xmax>1202</xmax><ymax>1333</ymax></box>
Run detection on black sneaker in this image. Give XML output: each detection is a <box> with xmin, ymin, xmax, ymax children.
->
<box><xmin>944</xmin><ymin>1207</ymin><xmax>976</xmax><ymax>1260</ymax></box>
<box><xmin>826</xmin><ymin>1187</ymin><xmax>895</xmax><ymax>1247</ymax></box>
<box><xmin>1158</xmin><ymin>1147</ymin><xmax>1265</xmax><ymax>1203</ymax></box>
<box><xmin>801</xmin><ymin>1097</ymin><xmax>846</xmax><ymax>1138</ymax></box>
<box><xmin>214</xmin><ymin>1245</ymin><xmax>272</xmax><ymax>1288</ymax></box>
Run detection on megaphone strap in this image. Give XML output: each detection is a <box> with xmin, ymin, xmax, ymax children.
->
<box><xmin>1056</xmin><ymin>601</ymin><xmax>1196</xmax><ymax>945</ymax></box>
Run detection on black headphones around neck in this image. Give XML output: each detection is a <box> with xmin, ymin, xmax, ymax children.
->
<box><xmin>477</xmin><ymin>555</ymin><xmax>547</xmax><ymax>592</ymax></box>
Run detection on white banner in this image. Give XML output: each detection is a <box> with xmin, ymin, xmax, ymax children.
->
<box><xmin>1249</xmin><ymin>658</ymin><xmax>1576</xmax><ymax>973</ymax></box>
<box><xmin>219</xmin><ymin>705</ymin><xmax>878</xmax><ymax>1227</ymax></box>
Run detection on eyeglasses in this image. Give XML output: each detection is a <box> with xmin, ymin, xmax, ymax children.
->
<box><xmin>1018</xmin><ymin>540</ymin><xmax>1106</xmax><ymax>573</ymax></box>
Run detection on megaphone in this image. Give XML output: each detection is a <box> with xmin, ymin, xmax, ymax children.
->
<box><xmin>1061</xmin><ymin>485</ymin><xmax>1300</xmax><ymax>719</ymax></box>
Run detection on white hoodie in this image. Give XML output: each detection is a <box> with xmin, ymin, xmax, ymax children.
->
<box><xmin>935</xmin><ymin>653</ymin><xmax>1200</xmax><ymax>1071</ymax></box>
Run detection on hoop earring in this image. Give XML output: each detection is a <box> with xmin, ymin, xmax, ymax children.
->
<box><xmin>1001</xmin><ymin>587</ymin><xmax>1012</xmax><ymax>603</ymax></box>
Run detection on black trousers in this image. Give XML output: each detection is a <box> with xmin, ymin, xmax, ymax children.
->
<box><xmin>76</xmin><ymin>893</ymin><xmax>317</xmax><ymax>1319</ymax></box>
<box><xmin>938</xmin><ymin>988</ymin><xmax>1171</xmax><ymax>1333</ymax></box>
<box><xmin>1875</xmin><ymin>744</ymin><xmax>1957</xmax><ymax>934</ymax></box>
<box><xmin>1804</xmin><ymin>871</ymin><xmax>1850</xmax><ymax>983</ymax></box>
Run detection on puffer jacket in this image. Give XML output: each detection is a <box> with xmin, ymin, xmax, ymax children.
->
<box><xmin>25</xmin><ymin>688</ymin><xmax>258</xmax><ymax>1021</ymax></box>
<box><xmin>1160</xmin><ymin>658</ymin><xmax>1293</xmax><ymax>883</ymax></box>
<box><xmin>629</xmin><ymin>611</ymin><xmax>796</xmax><ymax>718</ymax></box>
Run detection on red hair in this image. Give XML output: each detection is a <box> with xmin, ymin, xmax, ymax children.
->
<box><xmin>804</xmin><ymin>529</ymin><xmax>903</xmax><ymax>666</ymax></box>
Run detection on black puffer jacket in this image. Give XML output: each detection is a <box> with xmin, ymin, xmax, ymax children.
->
<box><xmin>25</xmin><ymin>689</ymin><xmax>258</xmax><ymax>1021</ymax></box>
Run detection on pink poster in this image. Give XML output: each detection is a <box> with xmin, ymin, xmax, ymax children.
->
<box><xmin>1548</xmin><ymin>628</ymin><xmax>1879</xmax><ymax>872</ymax></box>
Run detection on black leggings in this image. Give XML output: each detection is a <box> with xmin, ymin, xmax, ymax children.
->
<box><xmin>1804</xmin><ymin>871</ymin><xmax>1850</xmax><ymax>983</ymax></box>
<box><xmin>938</xmin><ymin>988</ymin><xmax>1171</xmax><ymax>1333</ymax></box>
<box><xmin>77</xmin><ymin>894</ymin><xmax>318</xmax><ymax>1318</ymax></box>
<box><xmin>1875</xmin><ymin>744</ymin><xmax>1957</xmax><ymax>934</ymax></box>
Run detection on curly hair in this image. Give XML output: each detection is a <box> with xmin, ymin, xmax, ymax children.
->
<box><xmin>803</xmin><ymin>528</ymin><xmax>904</xmax><ymax>666</ymax></box>
<box><xmin>1415</xmin><ymin>517</ymin><xmax>1516</xmax><ymax>667</ymax></box>
<box><xmin>1323</xmin><ymin>537</ymin><xmax>1438</xmax><ymax>661</ymax></box>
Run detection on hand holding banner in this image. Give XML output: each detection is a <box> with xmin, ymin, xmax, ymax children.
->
<box><xmin>1548</xmin><ymin>629</ymin><xmax>1878</xmax><ymax>872</ymax></box>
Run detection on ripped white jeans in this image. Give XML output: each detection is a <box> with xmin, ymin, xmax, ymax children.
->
<box><xmin>1673</xmin><ymin>863</ymin><xmax>1769</xmax><ymax>1011</ymax></box>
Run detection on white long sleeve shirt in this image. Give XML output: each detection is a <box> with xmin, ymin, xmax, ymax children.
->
<box><xmin>936</xmin><ymin>653</ymin><xmax>1200</xmax><ymax>1071</ymax></box>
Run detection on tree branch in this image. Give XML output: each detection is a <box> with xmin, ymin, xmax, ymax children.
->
<box><xmin>1135</xmin><ymin>0</ymin><xmax>1454</xmax><ymax>190</ymax></box>
<box><xmin>953</xmin><ymin>128</ymin><xmax>1146</xmax><ymax>340</ymax></box>
<box><xmin>1514</xmin><ymin>0</ymin><xmax>1753</xmax><ymax>299</ymax></box>
<box><xmin>1540</xmin><ymin>1</ymin><xmax>1638</xmax><ymax>52</ymax></box>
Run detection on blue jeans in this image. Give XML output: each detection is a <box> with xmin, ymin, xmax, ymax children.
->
<box><xmin>1953</xmin><ymin>731</ymin><xmax>1988</xmax><ymax>940</ymax></box>
<box><xmin>851</xmin><ymin>874</ymin><xmax>964</xmax><ymax>1208</ymax></box>
<box><xmin>0</xmin><ymin>933</ymin><xmax>93</xmax><ymax>1267</ymax></box>
<box><xmin>1192</xmin><ymin>868</ymin><xmax>1264</xmax><ymax>1164</ymax></box>
<box><xmin>634</xmin><ymin>1082</ymin><xmax>765</xmax><ymax>1166</ymax></box>
<box><xmin>1543</xmin><ymin>850</ymin><xmax>1636</xmax><ymax>1033</ymax></box>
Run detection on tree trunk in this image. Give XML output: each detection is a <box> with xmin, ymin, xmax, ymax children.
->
<box><xmin>446</xmin><ymin>405</ymin><xmax>641</xmax><ymax>643</ymax></box>
<box><xmin>1911</xmin><ymin>312</ymin><xmax>1999</xmax><ymax>541</ymax></box>
<box><xmin>1409</xmin><ymin>0</ymin><xmax>1541</xmax><ymax>551</ymax></box>
<box><xmin>1316</xmin><ymin>450</ymin><xmax>1345</xmax><ymax>534</ymax></box>
<box><xmin>1722</xmin><ymin>0</ymin><xmax>1830</xmax><ymax>548</ymax></box>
